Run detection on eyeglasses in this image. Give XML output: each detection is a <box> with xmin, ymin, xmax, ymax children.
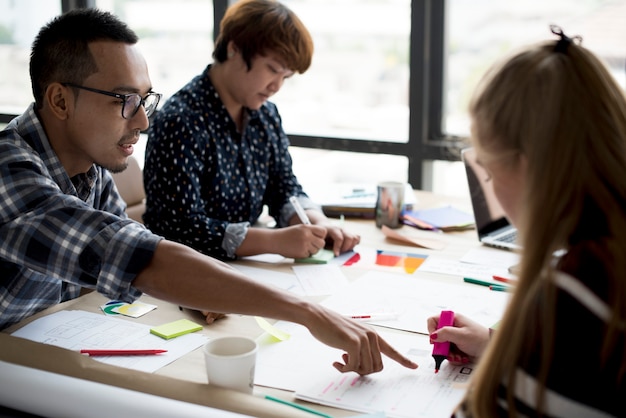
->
<box><xmin>62</xmin><ymin>83</ymin><xmax>162</xmax><ymax>119</ymax></box>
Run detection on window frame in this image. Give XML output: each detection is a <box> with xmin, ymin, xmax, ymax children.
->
<box><xmin>0</xmin><ymin>0</ymin><xmax>463</xmax><ymax>189</ymax></box>
<box><xmin>215</xmin><ymin>0</ymin><xmax>465</xmax><ymax>189</ymax></box>
<box><xmin>283</xmin><ymin>0</ymin><xmax>465</xmax><ymax>189</ymax></box>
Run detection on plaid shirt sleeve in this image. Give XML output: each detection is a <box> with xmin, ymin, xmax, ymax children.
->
<box><xmin>0</xmin><ymin>118</ymin><xmax>161</xmax><ymax>329</ymax></box>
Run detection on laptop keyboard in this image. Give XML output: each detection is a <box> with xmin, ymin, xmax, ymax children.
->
<box><xmin>497</xmin><ymin>230</ymin><xmax>517</xmax><ymax>243</ymax></box>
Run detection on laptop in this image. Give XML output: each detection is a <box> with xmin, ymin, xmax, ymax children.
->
<box><xmin>461</xmin><ymin>147</ymin><xmax>521</xmax><ymax>251</ymax></box>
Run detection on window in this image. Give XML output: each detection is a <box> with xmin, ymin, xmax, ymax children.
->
<box><xmin>0</xmin><ymin>0</ymin><xmax>61</xmax><ymax>116</ymax></box>
<box><xmin>2</xmin><ymin>0</ymin><xmax>626</xmax><ymax>197</ymax></box>
<box><xmin>275</xmin><ymin>0</ymin><xmax>410</xmax><ymax>143</ymax></box>
<box><xmin>274</xmin><ymin>0</ymin><xmax>412</xmax><ymax>192</ymax></box>
<box><xmin>445</xmin><ymin>0</ymin><xmax>626</xmax><ymax>136</ymax></box>
<box><xmin>95</xmin><ymin>0</ymin><xmax>214</xmax><ymax>100</ymax></box>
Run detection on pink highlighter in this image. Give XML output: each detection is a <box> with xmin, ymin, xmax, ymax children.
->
<box><xmin>432</xmin><ymin>310</ymin><xmax>455</xmax><ymax>373</ymax></box>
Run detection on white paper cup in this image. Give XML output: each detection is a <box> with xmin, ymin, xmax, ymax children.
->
<box><xmin>203</xmin><ymin>336</ymin><xmax>258</xmax><ymax>394</ymax></box>
<box><xmin>375</xmin><ymin>181</ymin><xmax>405</xmax><ymax>229</ymax></box>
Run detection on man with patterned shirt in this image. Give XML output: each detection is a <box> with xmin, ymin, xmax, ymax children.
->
<box><xmin>0</xmin><ymin>8</ymin><xmax>417</xmax><ymax>377</ymax></box>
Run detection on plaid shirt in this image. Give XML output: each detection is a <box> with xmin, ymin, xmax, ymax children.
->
<box><xmin>0</xmin><ymin>104</ymin><xmax>161</xmax><ymax>330</ymax></box>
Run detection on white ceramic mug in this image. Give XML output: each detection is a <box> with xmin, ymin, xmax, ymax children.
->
<box><xmin>203</xmin><ymin>336</ymin><xmax>258</xmax><ymax>394</ymax></box>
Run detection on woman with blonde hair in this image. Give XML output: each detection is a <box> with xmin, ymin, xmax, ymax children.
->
<box><xmin>428</xmin><ymin>26</ymin><xmax>626</xmax><ymax>416</ymax></box>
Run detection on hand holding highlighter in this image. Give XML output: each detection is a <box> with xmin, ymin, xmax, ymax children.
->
<box><xmin>432</xmin><ymin>310</ymin><xmax>455</xmax><ymax>373</ymax></box>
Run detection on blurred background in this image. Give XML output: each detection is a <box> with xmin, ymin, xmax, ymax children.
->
<box><xmin>2</xmin><ymin>0</ymin><xmax>624</xmax><ymax>198</ymax></box>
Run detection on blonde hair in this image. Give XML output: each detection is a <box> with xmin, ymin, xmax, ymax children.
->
<box><xmin>466</xmin><ymin>39</ymin><xmax>626</xmax><ymax>416</ymax></box>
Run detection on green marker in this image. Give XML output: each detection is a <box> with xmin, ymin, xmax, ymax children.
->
<box><xmin>463</xmin><ymin>277</ymin><xmax>494</xmax><ymax>287</ymax></box>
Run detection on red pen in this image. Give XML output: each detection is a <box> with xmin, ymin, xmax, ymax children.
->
<box><xmin>432</xmin><ymin>310</ymin><xmax>454</xmax><ymax>373</ymax></box>
<box><xmin>345</xmin><ymin>313</ymin><xmax>399</xmax><ymax>321</ymax></box>
<box><xmin>80</xmin><ymin>349</ymin><xmax>167</xmax><ymax>356</ymax></box>
<box><xmin>493</xmin><ymin>275</ymin><xmax>515</xmax><ymax>284</ymax></box>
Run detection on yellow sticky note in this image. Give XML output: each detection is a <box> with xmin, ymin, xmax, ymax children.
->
<box><xmin>150</xmin><ymin>319</ymin><xmax>203</xmax><ymax>340</ymax></box>
<box><xmin>255</xmin><ymin>317</ymin><xmax>291</xmax><ymax>341</ymax></box>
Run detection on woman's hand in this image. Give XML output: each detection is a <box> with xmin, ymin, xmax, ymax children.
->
<box><xmin>323</xmin><ymin>225</ymin><xmax>361</xmax><ymax>256</ymax></box>
<box><xmin>427</xmin><ymin>312</ymin><xmax>491</xmax><ymax>364</ymax></box>
<box><xmin>272</xmin><ymin>224</ymin><xmax>328</xmax><ymax>258</ymax></box>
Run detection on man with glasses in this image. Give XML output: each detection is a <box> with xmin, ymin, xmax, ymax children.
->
<box><xmin>0</xmin><ymin>8</ymin><xmax>417</xmax><ymax>377</ymax></box>
<box><xmin>61</xmin><ymin>83</ymin><xmax>161</xmax><ymax>121</ymax></box>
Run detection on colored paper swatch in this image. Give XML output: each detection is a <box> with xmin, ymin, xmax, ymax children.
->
<box><xmin>375</xmin><ymin>250</ymin><xmax>428</xmax><ymax>274</ymax></box>
<box><xmin>100</xmin><ymin>300</ymin><xmax>125</xmax><ymax>316</ymax></box>
<box><xmin>111</xmin><ymin>301</ymin><xmax>157</xmax><ymax>318</ymax></box>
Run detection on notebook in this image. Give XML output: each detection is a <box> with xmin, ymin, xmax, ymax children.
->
<box><xmin>461</xmin><ymin>147</ymin><xmax>520</xmax><ymax>251</ymax></box>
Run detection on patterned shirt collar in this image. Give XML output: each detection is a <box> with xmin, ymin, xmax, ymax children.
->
<box><xmin>12</xmin><ymin>104</ymin><xmax>98</xmax><ymax>201</ymax></box>
<box><xmin>202</xmin><ymin>65</ymin><xmax>260</xmax><ymax>124</ymax></box>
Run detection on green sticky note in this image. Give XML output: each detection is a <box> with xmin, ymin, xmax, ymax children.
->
<box><xmin>150</xmin><ymin>319</ymin><xmax>203</xmax><ymax>340</ymax></box>
<box><xmin>295</xmin><ymin>248</ymin><xmax>335</xmax><ymax>264</ymax></box>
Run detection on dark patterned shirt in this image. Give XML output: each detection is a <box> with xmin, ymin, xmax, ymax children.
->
<box><xmin>143</xmin><ymin>65</ymin><xmax>319</xmax><ymax>261</ymax></box>
<box><xmin>0</xmin><ymin>104</ymin><xmax>161</xmax><ymax>330</ymax></box>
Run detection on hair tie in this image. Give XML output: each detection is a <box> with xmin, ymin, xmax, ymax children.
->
<box><xmin>550</xmin><ymin>24</ymin><xmax>582</xmax><ymax>54</ymax></box>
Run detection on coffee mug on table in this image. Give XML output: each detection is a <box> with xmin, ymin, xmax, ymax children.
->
<box><xmin>203</xmin><ymin>336</ymin><xmax>258</xmax><ymax>394</ymax></box>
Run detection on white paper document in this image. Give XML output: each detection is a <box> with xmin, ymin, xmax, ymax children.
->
<box><xmin>320</xmin><ymin>270</ymin><xmax>509</xmax><ymax>334</ymax></box>
<box><xmin>232</xmin><ymin>263</ymin><xmax>350</xmax><ymax>297</ymax></box>
<box><xmin>231</xmin><ymin>263</ymin><xmax>306</xmax><ymax>294</ymax></box>
<box><xmin>11</xmin><ymin>310</ymin><xmax>208</xmax><ymax>373</ymax></box>
<box><xmin>460</xmin><ymin>246</ymin><xmax>520</xmax><ymax>270</ymax></box>
<box><xmin>418</xmin><ymin>257</ymin><xmax>511</xmax><ymax>280</ymax></box>
<box><xmin>292</xmin><ymin>264</ymin><xmax>350</xmax><ymax>296</ymax></box>
<box><xmin>255</xmin><ymin>321</ymin><xmax>470</xmax><ymax>417</ymax></box>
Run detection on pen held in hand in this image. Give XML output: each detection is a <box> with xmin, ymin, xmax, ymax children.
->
<box><xmin>80</xmin><ymin>349</ymin><xmax>167</xmax><ymax>356</ymax></box>
<box><xmin>289</xmin><ymin>195</ymin><xmax>311</xmax><ymax>225</ymax></box>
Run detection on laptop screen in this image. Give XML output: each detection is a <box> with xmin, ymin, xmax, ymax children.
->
<box><xmin>461</xmin><ymin>147</ymin><xmax>511</xmax><ymax>236</ymax></box>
